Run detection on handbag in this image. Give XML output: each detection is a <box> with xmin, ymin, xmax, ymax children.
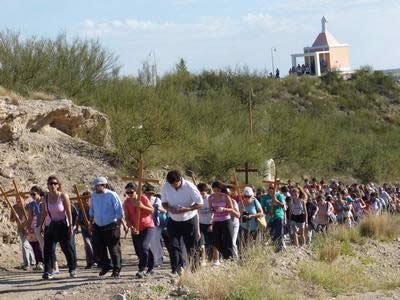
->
<box><xmin>253</xmin><ymin>199</ymin><xmax>267</xmax><ymax>231</ymax></box>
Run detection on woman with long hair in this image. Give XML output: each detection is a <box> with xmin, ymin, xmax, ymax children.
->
<box><xmin>40</xmin><ymin>176</ymin><xmax>77</xmax><ymax>279</ymax></box>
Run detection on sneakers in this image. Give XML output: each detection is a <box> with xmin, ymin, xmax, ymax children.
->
<box><xmin>99</xmin><ymin>265</ymin><xmax>113</xmax><ymax>276</ymax></box>
<box><xmin>85</xmin><ymin>264</ymin><xmax>93</xmax><ymax>270</ymax></box>
<box><xmin>70</xmin><ymin>270</ymin><xmax>77</xmax><ymax>278</ymax></box>
<box><xmin>146</xmin><ymin>269</ymin><xmax>154</xmax><ymax>276</ymax></box>
<box><xmin>135</xmin><ymin>271</ymin><xmax>145</xmax><ymax>279</ymax></box>
<box><xmin>22</xmin><ymin>265</ymin><xmax>29</xmax><ymax>271</ymax></box>
<box><xmin>42</xmin><ymin>272</ymin><xmax>53</xmax><ymax>280</ymax></box>
<box><xmin>33</xmin><ymin>263</ymin><xmax>44</xmax><ymax>271</ymax></box>
<box><xmin>212</xmin><ymin>260</ymin><xmax>221</xmax><ymax>267</ymax></box>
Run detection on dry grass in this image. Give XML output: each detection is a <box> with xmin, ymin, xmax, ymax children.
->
<box><xmin>0</xmin><ymin>85</ymin><xmax>23</xmax><ymax>104</ymax></box>
<box><xmin>28</xmin><ymin>90</ymin><xmax>58</xmax><ymax>101</ymax></box>
<box><xmin>359</xmin><ymin>214</ymin><xmax>400</xmax><ymax>241</ymax></box>
<box><xmin>180</xmin><ymin>243</ymin><xmax>297</xmax><ymax>300</ymax></box>
<box><xmin>298</xmin><ymin>260</ymin><xmax>371</xmax><ymax>297</ymax></box>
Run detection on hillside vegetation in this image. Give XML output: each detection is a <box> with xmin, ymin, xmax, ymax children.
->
<box><xmin>1</xmin><ymin>31</ymin><xmax>400</xmax><ymax>183</ymax></box>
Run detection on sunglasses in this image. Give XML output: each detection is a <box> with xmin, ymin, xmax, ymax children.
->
<box><xmin>48</xmin><ymin>182</ymin><xmax>59</xmax><ymax>186</ymax></box>
<box><xmin>243</xmin><ymin>195</ymin><xmax>251</xmax><ymax>198</ymax></box>
<box><xmin>30</xmin><ymin>193</ymin><xmax>36</xmax><ymax>197</ymax></box>
<box><xmin>126</xmin><ymin>191</ymin><xmax>134</xmax><ymax>195</ymax></box>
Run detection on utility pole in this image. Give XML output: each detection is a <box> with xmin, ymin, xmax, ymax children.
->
<box><xmin>248</xmin><ymin>88</ymin><xmax>254</xmax><ymax>136</ymax></box>
<box><xmin>271</xmin><ymin>47</ymin><xmax>276</xmax><ymax>74</ymax></box>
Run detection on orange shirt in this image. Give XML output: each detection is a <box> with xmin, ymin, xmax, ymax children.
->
<box><xmin>123</xmin><ymin>195</ymin><xmax>154</xmax><ymax>232</ymax></box>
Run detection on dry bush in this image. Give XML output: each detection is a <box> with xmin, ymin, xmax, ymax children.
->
<box><xmin>318</xmin><ymin>244</ymin><xmax>340</xmax><ymax>263</ymax></box>
<box><xmin>359</xmin><ymin>214</ymin><xmax>400</xmax><ymax>241</ymax></box>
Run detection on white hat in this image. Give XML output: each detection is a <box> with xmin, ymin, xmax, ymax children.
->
<box><xmin>243</xmin><ymin>187</ymin><xmax>254</xmax><ymax>197</ymax></box>
<box><xmin>93</xmin><ymin>176</ymin><xmax>108</xmax><ymax>186</ymax></box>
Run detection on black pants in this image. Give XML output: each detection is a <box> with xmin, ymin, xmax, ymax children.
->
<box><xmin>43</xmin><ymin>221</ymin><xmax>76</xmax><ymax>273</ymax></box>
<box><xmin>212</xmin><ymin>220</ymin><xmax>234</xmax><ymax>260</ymax></box>
<box><xmin>200</xmin><ymin>223</ymin><xmax>213</xmax><ymax>260</ymax></box>
<box><xmin>167</xmin><ymin>217</ymin><xmax>199</xmax><ymax>272</ymax></box>
<box><xmin>93</xmin><ymin>223</ymin><xmax>122</xmax><ymax>272</ymax></box>
<box><xmin>132</xmin><ymin>227</ymin><xmax>155</xmax><ymax>272</ymax></box>
<box><xmin>161</xmin><ymin>228</ymin><xmax>173</xmax><ymax>269</ymax></box>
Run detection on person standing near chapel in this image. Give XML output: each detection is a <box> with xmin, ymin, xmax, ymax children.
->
<box><xmin>88</xmin><ymin>177</ymin><xmax>123</xmax><ymax>278</ymax></box>
<box><xmin>161</xmin><ymin>170</ymin><xmax>203</xmax><ymax>275</ymax></box>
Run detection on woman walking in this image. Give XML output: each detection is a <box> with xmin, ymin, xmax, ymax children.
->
<box><xmin>40</xmin><ymin>176</ymin><xmax>77</xmax><ymax>280</ymax></box>
<box><xmin>208</xmin><ymin>182</ymin><xmax>235</xmax><ymax>262</ymax></box>
<box><xmin>123</xmin><ymin>182</ymin><xmax>155</xmax><ymax>278</ymax></box>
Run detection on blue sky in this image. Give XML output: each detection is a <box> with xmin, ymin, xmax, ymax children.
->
<box><xmin>0</xmin><ymin>0</ymin><xmax>399</xmax><ymax>75</ymax></box>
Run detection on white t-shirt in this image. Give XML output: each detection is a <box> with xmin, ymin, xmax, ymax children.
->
<box><xmin>198</xmin><ymin>194</ymin><xmax>213</xmax><ymax>225</ymax></box>
<box><xmin>161</xmin><ymin>179</ymin><xmax>203</xmax><ymax>222</ymax></box>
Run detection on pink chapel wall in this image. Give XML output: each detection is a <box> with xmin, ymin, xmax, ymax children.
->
<box><xmin>328</xmin><ymin>47</ymin><xmax>350</xmax><ymax>71</ymax></box>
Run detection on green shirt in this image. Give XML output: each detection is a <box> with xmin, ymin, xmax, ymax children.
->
<box><xmin>261</xmin><ymin>192</ymin><xmax>286</xmax><ymax>223</ymax></box>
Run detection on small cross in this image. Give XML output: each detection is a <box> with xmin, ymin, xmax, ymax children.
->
<box><xmin>236</xmin><ymin>162</ymin><xmax>258</xmax><ymax>184</ymax></box>
<box><xmin>122</xmin><ymin>160</ymin><xmax>159</xmax><ymax>233</ymax></box>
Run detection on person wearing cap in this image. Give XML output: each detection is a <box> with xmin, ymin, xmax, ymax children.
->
<box><xmin>123</xmin><ymin>182</ymin><xmax>155</xmax><ymax>278</ymax></box>
<box><xmin>88</xmin><ymin>176</ymin><xmax>123</xmax><ymax>278</ymax></box>
<box><xmin>143</xmin><ymin>183</ymin><xmax>167</xmax><ymax>269</ymax></box>
<box><xmin>238</xmin><ymin>186</ymin><xmax>264</xmax><ymax>246</ymax></box>
<box><xmin>161</xmin><ymin>170</ymin><xmax>203</xmax><ymax>275</ymax></box>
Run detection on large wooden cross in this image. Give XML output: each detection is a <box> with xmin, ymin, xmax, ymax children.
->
<box><xmin>231</xmin><ymin>172</ymin><xmax>244</xmax><ymax>210</ymax></box>
<box><xmin>72</xmin><ymin>185</ymin><xmax>90</xmax><ymax>227</ymax></box>
<box><xmin>236</xmin><ymin>162</ymin><xmax>258</xmax><ymax>184</ymax></box>
<box><xmin>12</xmin><ymin>180</ymin><xmax>29</xmax><ymax>221</ymax></box>
<box><xmin>122</xmin><ymin>160</ymin><xmax>159</xmax><ymax>234</ymax></box>
<box><xmin>0</xmin><ymin>185</ymin><xmax>22</xmax><ymax>227</ymax></box>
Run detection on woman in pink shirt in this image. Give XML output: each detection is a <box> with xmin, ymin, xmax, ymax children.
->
<box><xmin>123</xmin><ymin>182</ymin><xmax>155</xmax><ymax>279</ymax></box>
<box><xmin>40</xmin><ymin>176</ymin><xmax>76</xmax><ymax>280</ymax></box>
<box><xmin>208</xmin><ymin>181</ymin><xmax>235</xmax><ymax>261</ymax></box>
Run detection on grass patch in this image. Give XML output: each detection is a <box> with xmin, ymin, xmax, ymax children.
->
<box><xmin>298</xmin><ymin>260</ymin><xmax>370</xmax><ymax>297</ymax></box>
<box><xmin>358</xmin><ymin>255</ymin><xmax>376</xmax><ymax>265</ymax></box>
<box><xmin>359</xmin><ymin>214</ymin><xmax>400</xmax><ymax>241</ymax></box>
<box><xmin>180</xmin><ymin>242</ymin><xmax>298</xmax><ymax>300</ymax></box>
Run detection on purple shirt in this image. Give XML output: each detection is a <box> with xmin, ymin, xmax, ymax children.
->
<box><xmin>209</xmin><ymin>193</ymin><xmax>231</xmax><ymax>222</ymax></box>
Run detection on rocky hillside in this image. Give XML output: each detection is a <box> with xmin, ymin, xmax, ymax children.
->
<box><xmin>0</xmin><ymin>97</ymin><xmax>120</xmax><ymax>244</ymax></box>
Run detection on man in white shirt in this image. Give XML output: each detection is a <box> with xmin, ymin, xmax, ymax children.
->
<box><xmin>161</xmin><ymin>170</ymin><xmax>203</xmax><ymax>274</ymax></box>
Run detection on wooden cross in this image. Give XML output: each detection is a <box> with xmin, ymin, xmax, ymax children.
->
<box><xmin>231</xmin><ymin>172</ymin><xmax>244</xmax><ymax>209</ymax></box>
<box><xmin>73</xmin><ymin>185</ymin><xmax>90</xmax><ymax>227</ymax></box>
<box><xmin>11</xmin><ymin>180</ymin><xmax>29</xmax><ymax>221</ymax></box>
<box><xmin>122</xmin><ymin>160</ymin><xmax>159</xmax><ymax>234</ymax></box>
<box><xmin>236</xmin><ymin>162</ymin><xmax>258</xmax><ymax>184</ymax></box>
<box><xmin>0</xmin><ymin>185</ymin><xmax>22</xmax><ymax>227</ymax></box>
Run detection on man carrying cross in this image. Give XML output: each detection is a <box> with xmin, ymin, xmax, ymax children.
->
<box><xmin>88</xmin><ymin>177</ymin><xmax>124</xmax><ymax>278</ymax></box>
<box><xmin>161</xmin><ymin>170</ymin><xmax>203</xmax><ymax>275</ymax></box>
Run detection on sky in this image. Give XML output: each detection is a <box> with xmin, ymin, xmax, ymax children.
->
<box><xmin>0</xmin><ymin>0</ymin><xmax>399</xmax><ymax>76</ymax></box>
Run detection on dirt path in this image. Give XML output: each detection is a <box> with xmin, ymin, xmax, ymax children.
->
<box><xmin>0</xmin><ymin>237</ymin><xmax>176</xmax><ymax>300</ymax></box>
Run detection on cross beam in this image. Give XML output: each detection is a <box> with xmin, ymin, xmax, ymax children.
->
<box><xmin>12</xmin><ymin>180</ymin><xmax>28</xmax><ymax>221</ymax></box>
<box><xmin>0</xmin><ymin>185</ymin><xmax>22</xmax><ymax>226</ymax></box>
<box><xmin>73</xmin><ymin>185</ymin><xmax>90</xmax><ymax>227</ymax></box>
<box><xmin>122</xmin><ymin>160</ymin><xmax>159</xmax><ymax>234</ymax></box>
<box><xmin>236</xmin><ymin>162</ymin><xmax>258</xmax><ymax>184</ymax></box>
<box><xmin>231</xmin><ymin>172</ymin><xmax>244</xmax><ymax>210</ymax></box>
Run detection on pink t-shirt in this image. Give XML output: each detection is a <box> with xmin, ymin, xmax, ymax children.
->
<box><xmin>123</xmin><ymin>195</ymin><xmax>154</xmax><ymax>232</ymax></box>
<box><xmin>209</xmin><ymin>193</ymin><xmax>231</xmax><ymax>222</ymax></box>
<box><xmin>47</xmin><ymin>193</ymin><xmax>66</xmax><ymax>221</ymax></box>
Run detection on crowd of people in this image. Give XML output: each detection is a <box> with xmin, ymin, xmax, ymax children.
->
<box><xmin>7</xmin><ymin>171</ymin><xmax>400</xmax><ymax>280</ymax></box>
